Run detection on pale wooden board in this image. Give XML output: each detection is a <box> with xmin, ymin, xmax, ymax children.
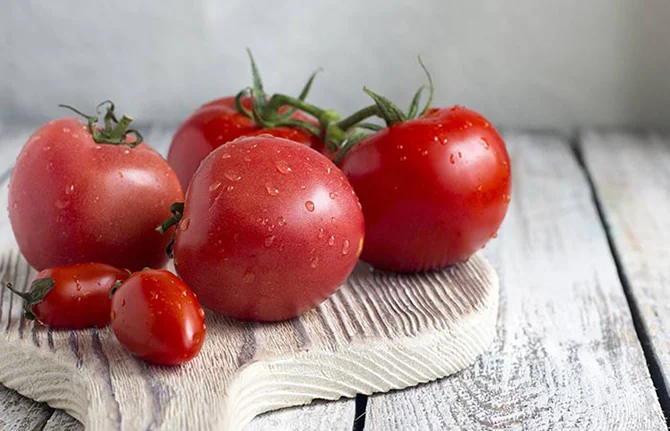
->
<box><xmin>581</xmin><ymin>130</ymin><xmax>670</xmax><ymax>400</ymax></box>
<box><xmin>0</xmin><ymin>384</ymin><xmax>53</xmax><ymax>431</ymax></box>
<box><xmin>43</xmin><ymin>411</ymin><xmax>84</xmax><ymax>431</ymax></box>
<box><xmin>0</xmin><ymin>126</ymin><xmax>499</xmax><ymax>430</ymax></box>
<box><xmin>364</xmin><ymin>133</ymin><xmax>667</xmax><ymax>430</ymax></box>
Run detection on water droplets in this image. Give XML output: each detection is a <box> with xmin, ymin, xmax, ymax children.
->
<box><xmin>328</xmin><ymin>235</ymin><xmax>335</xmax><ymax>246</ymax></box>
<box><xmin>180</xmin><ymin>217</ymin><xmax>191</xmax><ymax>231</ymax></box>
<box><xmin>75</xmin><ymin>279</ymin><xmax>82</xmax><ymax>291</ymax></box>
<box><xmin>449</xmin><ymin>154</ymin><xmax>456</xmax><ymax>164</ymax></box>
<box><xmin>123</xmin><ymin>149</ymin><xmax>130</xmax><ymax>155</ymax></box>
<box><xmin>264</xmin><ymin>236</ymin><xmax>275</xmax><ymax>247</ymax></box>
<box><xmin>243</xmin><ymin>155</ymin><xmax>252</xmax><ymax>162</ymax></box>
<box><xmin>305</xmin><ymin>200</ymin><xmax>315</xmax><ymax>212</ymax></box>
<box><xmin>62</xmin><ymin>127</ymin><xmax>71</xmax><ymax>133</ymax></box>
<box><xmin>199</xmin><ymin>308</ymin><xmax>205</xmax><ymax>317</ymax></box>
<box><xmin>42</xmin><ymin>145</ymin><xmax>51</xmax><ymax>152</ymax></box>
<box><xmin>243</xmin><ymin>269</ymin><xmax>255</xmax><ymax>283</ymax></box>
<box><xmin>477</xmin><ymin>185</ymin><xmax>483</xmax><ymax>192</ymax></box>
<box><xmin>224</xmin><ymin>170</ymin><xmax>241</xmax><ymax>182</ymax></box>
<box><xmin>317</xmin><ymin>228</ymin><xmax>325</xmax><ymax>239</ymax></box>
<box><xmin>65</xmin><ymin>184</ymin><xmax>75</xmax><ymax>195</ymax></box>
<box><xmin>221</xmin><ymin>152</ymin><xmax>232</xmax><ymax>159</ymax></box>
<box><xmin>504</xmin><ymin>193</ymin><xmax>511</xmax><ymax>203</ymax></box>
<box><xmin>310</xmin><ymin>257</ymin><xmax>319</xmax><ymax>268</ymax></box>
<box><xmin>209</xmin><ymin>182</ymin><xmax>221</xmax><ymax>192</ymax></box>
<box><xmin>117</xmin><ymin>171</ymin><xmax>124</xmax><ymax>178</ymax></box>
<box><xmin>458</xmin><ymin>151</ymin><xmax>463</xmax><ymax>159</ymax></box>
<box><xmin>326</xmin><ymin>166</ymin><xmax>332</xmax><ymax>175</ymax></box>
<box><xmin>299</xmin><ymin>185</ymin><xmax>307</xmax><ymax>190</ymax></box>
<box><xmin>265</xmin><ymin>182</ymin><xmax>280</xmax><ymax>196</ymax></box>
<box><xmin>399</xmin><ymin>156</ymin><xmax>407</xmax><ymax>162</ymax></box>
<box><xmin>329</xmin><ymin>191</ymin><xmax>338</xmax><ymax>199</ymax></box>
<box><xmin>481</xmin><ymin>137</ymin><xmax>490</xmax><ymax>149</ymax></box>
<box><xmin>277</xmin><ymin>216</ymin><xmax>286</xmax><ymax>226</ymax></box>
<box><xmin>421</xmin><ymin>149</ymin><xmax>429</xmax><ymax>156</ymax></box>
<box><xmin>275</xmin><ymin>160</ymin><xmax>292</xmax><ymax>174</ymax></box>
<box><xmin>396</xmin><ymin>144</ymin><xmax>404</xmax><ymax>150</ymax></box>
<box><xmin>490</xmin><ymin>232</ymin><xmax>498</xmax><ymax>239</ymax></box>
<box><xmin>341</xmin><ymin>240</ymin><xmax>351</xmax><ymax>255</ymax></box>
<box><xmin>226</xmin><ymin>185</ymin><xmax>235</xmax><ymax>192</ymax></box>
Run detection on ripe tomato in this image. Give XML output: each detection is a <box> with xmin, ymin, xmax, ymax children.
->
<box><xmin>340</xmin><ymin>106</ymin><xmax>511</xmax><ymax>272</ymax></box>
<box><xmin>9</xmin><ymin>106</ymin><xmax>183</xmax><ymax>271</ymax></box>
<box><xmin>167</xmin><ymin>96</ymin><xmax>324</xmax><ymax>190</ymax></box>
<box><xmin>111</xmin><ymin>269</ymin><xmax>206</xmax><ymax>366</ymax></box>
<box><xmin>4</xmin><ymin>263</ymin><xmax>129</xmax><ymax>329</ymax></box>
<box><xmin>171</xmin><ymin>135</ymin><xmax>364</xmax><ymax>321</ymax></box>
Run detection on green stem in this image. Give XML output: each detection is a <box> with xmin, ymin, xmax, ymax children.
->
<box><xmin>335</xmin><ymin>105</ymin><xmax>379</xmax><ymax>131</ymax></box>
<box><xmin>110</xmin><ymin>114</ymin><xmax>134</xmax><ymax>139</ymax></box>
<box><xmin>263</xmin><ymin>94</ymin><xmax>327</xmax><ymax>120</ymax></box>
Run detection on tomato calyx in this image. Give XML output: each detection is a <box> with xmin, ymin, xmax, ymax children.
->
<box><xmin>59</xmin><ymin>100</ymin><xmax>144</xmax><ymax>148</ymax></box>
<box><xmin>4</xmin><ymin>278</ymin><xmax>56</xmax><ymax>320</ymax></box>
<box><xmin>233</xmin><ymin>49</ymin><xmax>323</xmax><ymax>136</ymax></box>
<box><xmin>156</xmin><ymin>202</ymin><xmax>185</xmax><ymax>258</ymax></box>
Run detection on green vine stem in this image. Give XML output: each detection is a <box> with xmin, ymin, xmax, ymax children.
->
<box><xmin>59</xmin><ymin>101</ymin><xmax>144</xmax><ymax>148</ymax></box>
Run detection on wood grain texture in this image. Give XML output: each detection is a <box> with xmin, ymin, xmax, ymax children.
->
<box><xmin>365</xmin><ymin>133</ymin><xmax>667</xmax><ymax>430</ymax></box>
<box><xmin>0</xmin><ymin>384</ymin><xmax>53</xmax><ymax>431</ymax></box>
<box><xmin>43</xmin><ymin>411</ymin><xmax>84</xmax><ymax>431</ymax></box>
<box><xmin>0</xmin><ymin>126</ymin><xmax>499</xmax><ymax>430</ymax></box>
<box><xmin>581</xmin><ymin>130</ymin><xmax>670</xmax><ymax>397</ymax></box>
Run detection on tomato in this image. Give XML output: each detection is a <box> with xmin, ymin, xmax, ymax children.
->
<box><xmin>4</xmin><ymin>263</ymin><xmax>129</xmax><ymax>329</ymax></box>
<box><xmin>167</xmin><ymin>96</ymin><xmax>324</xmax><ymax>190</ymax></box>
<box><xmin>9</xmin><ymin>104</ymin><xmax>183</xmax><ymax>271</ymax></box>
<box><xmin>171</xmin><ymin>135</ymin><xmax>364</xmax><ymax>321</ymax></box>
<box><xmin>339</xmin><ymin>106</ymin><xmax>511</xmax><ymax>272</ymax></box>
<box><xmin>111</xmin><ymin>269</ymin><xmax>206</xmax><ymax>366</ymax></box>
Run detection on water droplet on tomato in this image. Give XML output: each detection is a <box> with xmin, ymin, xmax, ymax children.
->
<box><xmin>275</xmin><ymin>160</ymin><xmax>292</xmax><ymax>174</ymax></box>
<box><xmin>300</xmin><ymin>185</ymin><xmax>307</xmax><ymax>190</ymax></box>
<box><xmin>65</xmin><ymin>184</ymin><xmax>75</xmax><ymax>194</ymax></box>
<box><xmin>449</xmin><ymin>154</ymin><xmax>455</xmax><ymax>164</ymax></box>
<box><xmin>265</xmin><ymin>182</ymin><xmax>280</xmax><ymax>196</ymax></box>
<box><xmin>433</xmin><ymin>136</ymin><xmax>439</xmax><ymax>143</ymax></box>
<box><xmin>328</xmin><ymin>235</ymin><xmax>335</xmax><ymax>246</ymax></box>
<box><xmin>42</xmin><ymin>146</ymin><xmax>51</xmax><ymax>152</ymax></box>
<box><xmin>310</xmin><ymin>257</ymin><xmax>319</xmax><ymax>268</ymax></box>
<box><xmin>484</xmin><ymin>121</ymin><xmax>490</xmax><ymax>128</ymax></box>
<box><xmin>264</xmin><ymin>236</ymin><xmax>275</xmax><ymax>247</ymax></box>
<box><xmin>261</xmin><ymin>218</ymin><xmax>269</xmax><ymax>226</ymax></box>
<box><xmin>243</xmin><ymin>155</ymin><xmax>251</xmax><ymax>162</ymax></box>
<box><xmin>180</xmin><ymin>217</ymin><xmax>191</xmax><ymax>231</ymax></box>
<box><xmin>305</xmin><ymin>201</ymin><xmax>315</xmax><ymax>212</ymax></box>
<box><xmin>329</xmin><ymin>192</ymin><xmax>337</xmax><ymax>199</ymax></box>
<box><xmin>224</xmin><ymin>170</ymin><xmax>241</xmax><ymax>182</ymax></box>
<box><xmin>209</xmin><ymin>182</ymin><xmax>221</xmax><ymax>191</ymax></box>
<box><xmin>277</xmin><ymin>216</ymin><xmax>286</xmax><ymax>226</ymax></box>
<box><xmin>199</xmin><ymin>308</ymin><xmax>205</xmax><ymax>317</ymax></box>
<box><xmin>331</xmin><ymin>217</ymin><xmax>336</xmax><ymax>223</ymax></box>
<box><xmin>458</xmin><ymin>151</ymin><xmax>463</xmax><ymax>158</ymax></box>
<box><xmin>243</xmin><ymin>269</ymin><xmax>255</xmax><ymax>283</ymax></box>
<box><xmin>399</xmin><ymin>156</ymin><xmax>407</xmax><ymax>161</ymax></box>
<box><xmin>183</xmin><ymin>291</ymin><xmax>188</xmax><ymax>297</ymax></box>
<box><xmin>318</xmin><ymin>228</ymin><xmax>325</xmax><ymax>239</ymax></box>
<box><xmin>481</xmin><ymin>137</ymin><xmax>490</xmax><ymax>149</ymax></box>
<box><xmin>267</xmin><ymin>224</ymin><xmax>275</xmax><ymax>232</ymax></box>
<box><xmin>490</xmin><ymin>232</ymin><xmax>498</xmax><ymax>239</ymax></box>
<box><xmin>504</xmin><ymin>194</ymin><xmax>511</xmax><ymax>202</ymax></box>
<box><xmin>421</xmin><ymin>149</ymin><xmax>429</xmax><ymax>156</ymax></box>
<box><xmin>342</xmin><ymin>240</ymin><xmax>351</xmax><ymax>255</ymax></box>
<box><xmin>75</xmin><ymin>280</ymin><xmax>82</xmax><ymax>291</ymax></box>
<box><xmin>397</xmin><ymin>144</ymin><xmax>404</xmax><ymax>150</ymax></box>
<box><xmin>477</xmin><ymin>185</ymin><xmax>483</xmax><ymax>192</ymax></box>
<box><xmin>226</xmin><ymin>185</ymin><xmax>235</xmax><ymax>192</ymax></box>
<box><xmin>62</xmin><ymin>127</ymin><xmax>71</xmax><ymax>133</ymax></box>
<box><xmin>11</xmin><ymin>202</ymin><xmax>17</xmax><ymax>209</ymax></box>
<box><xmin>122</xmin><ymin>299</ymin><xmax>126</xmax><ymax>307</ymax></box>
<box><xmin>73</xmin><ymin>133</ymin><xmax>79</xmax><ymax>138</ymax></box>
<box><xmin>123</xmin><ymin>149</ymin><xmax>130</xmax><ymax>155</ymax></box>
<box><xmin>118</xmin><ymin>171</ymin><xmax>124</xmax><ymax>178</ymax></box>
<box><xmin>221</xmin><ymin>152</ymin><xmax>231</xmax><ymax>159</ymax></box>
<box><xmin>326</xmin><ymin>166</ymin><xmax>332</xmax><ymax>175</ymax></box>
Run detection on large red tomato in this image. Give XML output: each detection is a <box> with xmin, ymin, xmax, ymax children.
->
<box><xmin>9</xmin><ymin>113</ymin><xmax>183</xmax><ymax>271</ymax></box>
<box><xmin>167</xmin><ymin>96</ymin><xmax>324</xmax><ymax>190</ymax></box>
<box><xmin>172</xmin><ymin>135</ymin><xmax>364</xmax><ymax>321</ymax></box>
<box><xmin>340</xmin><ymin>106</ymin><xmax>511</xmax><ymax>272</ymax></box>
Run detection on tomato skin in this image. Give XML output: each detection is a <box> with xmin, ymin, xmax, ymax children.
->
<box><xmin>173</xmin><ymin>136</ymin><xmax>364</xmax><ymax>321</ymax></box>
<box><xmin>167</xmin><ymin>96</ymin><xmax>324</xmax><ymax>190</ymax></box>
<box><xmin>30</xmin><ymin>263</ymin><xmax>129</xmax><ymax>329</ymax></box>
<box><xmin>8</xmin><ymin>118</ymin><xmax>183</xmax><ymax>271</ymax></box>
<box><xmin>111</xmin><ymin>269</ymin><xmax>206</xmax><ymax>366</ymax></box>
<box><xmin>340</xmin><ymin>106</ymin><xmax>511</xmax><ymax>272</ymax></box>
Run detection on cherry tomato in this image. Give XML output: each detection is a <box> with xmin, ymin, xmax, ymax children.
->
<box><xmin>4</xmin><ymin>263</ymin><xmax>129</xmax><ymax>329</ymax></box>
<box><xmin>167</xmin><ymin>96</ymin><xmax>324</xmax><ymax>190</ymax></box>
<box><xmin>9</xmin><ymin>105</ymin><xmax>183</xmax><ymax>271</ymax></box>
<box><xmin>340</xmin><ymin>106</ymin><xmax>511</xmax><ymax>272</ymax></box>
<box><xmin>172</xmin><ymin>135</ymin><xmax>364</xmax><ymax>321</ymax></box>
<box><xmin>111</xmin><ymin>269</ymin><xmax>206</xmax><ymax>366</ymax></box>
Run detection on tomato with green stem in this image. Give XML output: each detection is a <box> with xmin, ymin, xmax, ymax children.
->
<box><xmin>254</xmin><ymin>59</ymin><xmax>512</xmax><ymax>272</ymax></box>
<box><xmin>110</xmin><ymin>268</ymin><xmax>206</xmax><ymax>366</ymax></box>
<box><xmin>4</xmin><ymin>263</ymin><xmax>129</xmax><ymax>329</ymax></box>
<box><xmin>8</xmin><ymin>101</ymin><xmax>183</xmax><ymax>272</ymax></box>
<box><xmin>167</xmin><ymin>50</ymin><xmax>327</xmax><ymax>190</ymax></box>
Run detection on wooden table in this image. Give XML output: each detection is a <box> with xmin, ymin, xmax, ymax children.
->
<box><xmin>0</xmin><ymin>125</ymin><xmax>668</xmax><ymax>430</ymax></box>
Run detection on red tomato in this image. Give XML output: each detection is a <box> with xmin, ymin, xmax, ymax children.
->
<box><xmin>172</xmin><ymin>135</ymin><xmax>364</xmax><ymax>321</ymax></box>
<box><xmin>9</xmin><ymin>117</ymin><xmax>183</xmax><ymax>271</ymax></box>
<box><xmin>340</xmin><ymin>106</ymin><xmax>511</xmax><ymax>272</ymax></box>
<box><xmin>167</xmin><ymin>96</ymin><xmax>324</xmax><ymax>190</ymax></box>
<box><xmin>4</xmin><ymin>263</ymin><xmax>129</xmax><ymax>329</ymax></box>
<box><xmin>111</xmin><ymin>269</ymin><xmax>206</xmax><ymax>366</ymax></box>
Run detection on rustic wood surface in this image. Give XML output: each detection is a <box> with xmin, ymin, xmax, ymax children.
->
<box><xmin>364</xmin><ymin>133</ymin><xmax>666</xmax><ymax>430</ymax></box>
<box><xmin>0</xmin><ymin>126</ymin><xmax>499</xmax><ymax>430</ymax></box>
<box><xmin>581</xmin><ymin>130</ymin><xmax>670</xmax><ymax>409</ymax></box>
<box><xmin>1</xmin><ymin>127</ymin><xmax>669</xmax><ymax>430</ymax></box>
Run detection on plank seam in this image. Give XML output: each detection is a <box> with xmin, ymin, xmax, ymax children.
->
<box><xmin>573</xmin><ymin>136</ymin><xmax>670</xmax><ymax>426</ymax></box>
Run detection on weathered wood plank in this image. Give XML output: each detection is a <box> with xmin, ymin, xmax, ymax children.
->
<box><xmin>0</xmin><ymin>384</ymin><xmax>52</xmax><ymax>431</ymax></box>
<box><xmin>0</xmin><ymin>125</ymin><xmax>498</xmax><ymax>430</ymax></box>
<box><xmin>581</xmin><ymin>130</ymin><xmax>670</xmax><ymax>406</ymax></box>
<box><xmin>365</xmin><ymin>133</ymin><xmax>666</xmax><ymax>430</ymax></box>
<box><xmin>43</xmin><ymin>410</ymin><xmax>83</xmax><ymax>431</ymax></box>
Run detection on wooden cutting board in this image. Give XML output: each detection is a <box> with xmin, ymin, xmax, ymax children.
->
<box><xmin>0</xmin><ymin>175</ymin><xmax>499</xmax><ymax>430</ymax></box>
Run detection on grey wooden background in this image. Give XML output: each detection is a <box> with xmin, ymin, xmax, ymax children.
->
<box><xmin>0</xmin><ymin>125</ymin><xmax>668</xmax><ymax>429</ymax></box>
